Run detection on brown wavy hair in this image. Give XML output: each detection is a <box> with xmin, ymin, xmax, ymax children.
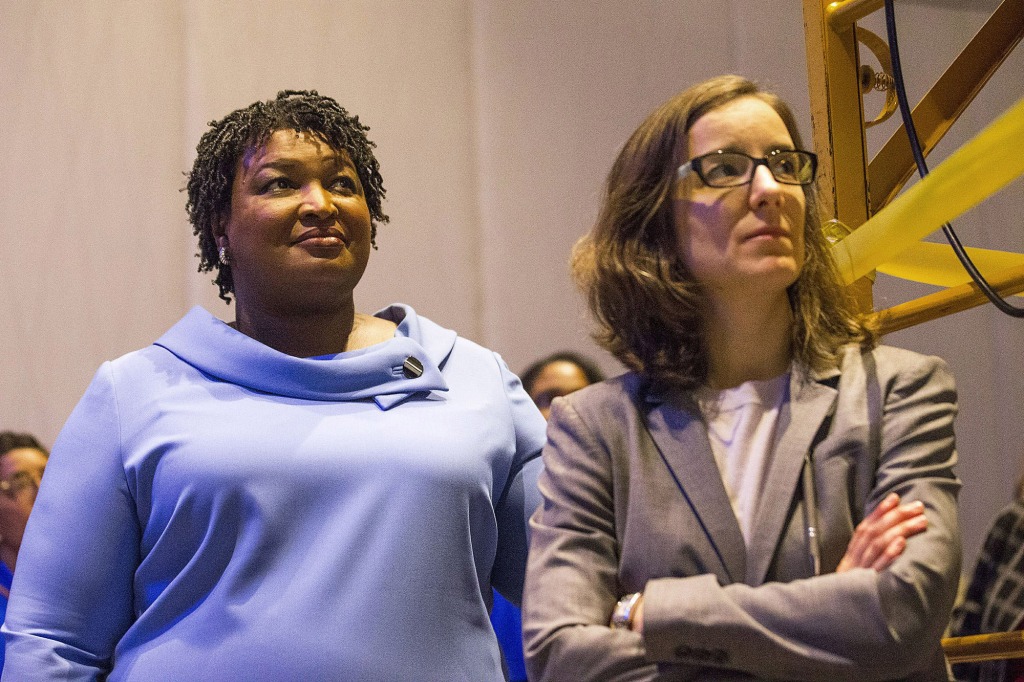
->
<box><xmin>572</xmin><ymin>75</ymin><xmax>876</xmax><ymax>390</ymax></box>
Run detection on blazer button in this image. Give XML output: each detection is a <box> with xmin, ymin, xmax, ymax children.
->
<box><xmin>402</xmin><ymin>356</ymin><xmax>424</xmax><ymax>379</ymax></box>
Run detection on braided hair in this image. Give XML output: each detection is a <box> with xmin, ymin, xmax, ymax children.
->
<box><xmin>186</xmin><ymin>90</ymin><xmax>389</xmax><ymax>303</ymax></box>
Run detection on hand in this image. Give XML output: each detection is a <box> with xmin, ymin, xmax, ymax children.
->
<box><xmin>836</xmin><ymin>493</ymin><xmax>927</xmax><ymax>573</ymax></box>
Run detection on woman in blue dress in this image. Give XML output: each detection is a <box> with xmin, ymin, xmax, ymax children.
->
<box><xmin>2</xmin><ymin>91</ymin><xmax>545</xmax><ymax>681</ymax></box>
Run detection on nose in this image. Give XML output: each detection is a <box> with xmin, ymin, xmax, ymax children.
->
<box><xmin>749</xmin><ymin>163</ymin><xmax>782</xmax><ymax>208</ymax></box>
<box><xmin>299</xmin><ymin>183</ymin><xmax>338</xmax><ymax>221</ymax></box>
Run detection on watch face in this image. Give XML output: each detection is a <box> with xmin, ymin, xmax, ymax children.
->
<box><xmin>611</xmin><ymin>593</ymin><xmax>640</xmax><ymax>629</ymax></box>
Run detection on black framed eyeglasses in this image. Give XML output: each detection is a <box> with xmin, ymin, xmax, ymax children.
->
<box><xmin>677</xmin><ymin>149</ymin><xmax>818</xmax><ymax>187</ymax></box>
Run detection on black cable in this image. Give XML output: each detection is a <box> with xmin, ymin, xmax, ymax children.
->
<box><xmin>883</xmin><ymin>0</ymin><xmax>1024</xmax><ymax>316</ymax></box>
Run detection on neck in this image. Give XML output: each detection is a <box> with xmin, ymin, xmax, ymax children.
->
<box><xmin>702</xmin><ymin>290</ymin><xmax>794</xmax><ymax>389</ymax></box>
<box><xmin>233</xmin><ymin>297</ymin><xmax>359</xmax><ymax>358</ymax></box>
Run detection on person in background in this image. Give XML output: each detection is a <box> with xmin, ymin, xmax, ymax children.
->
<box><xmin>0</xmin><ymin>431</ymin><xmax>48</xmax><ymax>673</ymax></box>
<box><xmin>523</xmin><ymin>74</ymin><xmax>961</xmax><ymax>681</ymax></box>
<box><xmin>2</xmin><ymin>90</ymin><xmax>545</xmax><ymax>681</ymax></box>
<box><xmin>519</xmin><ymin>351</ymin><xmax>607</xmax><ymax>420</ymax></box>
<box><xmin>950</xmin><ymin>473</ymin><xmax>1024</xmax><ymax>682</ymax></box>
<box><xmin>492</xmin><ymin>351</ymin><xmax>606</xmax><ymax>681</ymax></box>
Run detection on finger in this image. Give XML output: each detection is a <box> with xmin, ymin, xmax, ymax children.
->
<box><xmin>846</xmin><ymin>495</ymin><xmax>901</xmax><ymax>561</ymax></box>
<box><xmin>888</xmin><ymin>513</ymin><xmax>928</xmax><ymax>541</ymax></box>
<box><xmin>849</xmin><ymin>495</ymin><xmax>902</xmax><ymax>552</ymax></box>
<box><xmin>857</xmin><ymin>534</ymin><xmax>884</xmax><ymax>569</ymax></box>
<box><xmin>885</xmin><ymin>500</ymin><xmax>926</xmax><ymax>525</ymax></box>
<box><xmin>861</xmin><ymin>514</ymin><xmax>928</xmax><ymax>568</ymax></box>
<box><xmin>867</xmin><ymin>500</ymin><xmax>922</xmax><ymax>535</ymax></box>
<box><xmin>856</xmin><ymin>500</ymin><xmax>923</xmax><ymax>544</ymax></box>
<box><xmin>872</xmin><ymin>502</ymin><xmax>927</xmax><ymax>542</ymax></box>
<box><xmin>871</xmin><ymin>536</ymin><xmax>907</xmax><ymax>571</ymax></box>
<box><xmin>865</xmin><ymin>493</ymin><xmax>900</xmax><ymax>523</ymax></box>
<box><xmin>847</xmin><ymin>500</ymin><xmax>925</xmax><ymax>568</ymax></box>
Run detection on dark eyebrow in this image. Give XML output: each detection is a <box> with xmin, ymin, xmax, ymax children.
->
<box><xmin>244</xmin><ymin>160</ymin><xmax>291</xmax><ymax>175</ymax></box>
<box><xmin>712</xmin><ymin>143</ymin><xmax>797</xmax><ymax>156</ymax></box>
<box><xmin>252</xmin><ymin>157</ymin><xmax>354</xmax><ymax>173</ymax></box>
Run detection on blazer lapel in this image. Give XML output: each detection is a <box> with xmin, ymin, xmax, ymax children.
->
<box><xmin>644</xmin><ymin>396</ymin><xmax>746</xmax><ymax>583</ymax></box>
<box><xmin>746</xmin><ymin>369</ymin><xmax>838</xmax><ymax>585</ymax></box>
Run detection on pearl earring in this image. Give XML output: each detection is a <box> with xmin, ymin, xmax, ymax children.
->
<box><xmin>218</xmin><ymin>246</ymin><xmax>231</xmax><ymax>266</ymax></box>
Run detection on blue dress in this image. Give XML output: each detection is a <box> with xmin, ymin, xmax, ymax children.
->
<box><xmin>2</xmin><ymin>305</ymin><xmax>546</xmax><ymax>681</ymax></box>
<box><xmin>491</xmin><ymin>589</ymin><xmax>527</xmax><ymax>682</ymax></box>
<box><xmin>0</xmin><ymin>561</ymin><xmax>11</xmax><ymax>673</ymax></box>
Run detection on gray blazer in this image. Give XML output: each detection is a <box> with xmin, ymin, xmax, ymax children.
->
<box><xmin>523</xmin><ymin>345</ymin><xmax>961</xmax><ymax>681</ymax></box>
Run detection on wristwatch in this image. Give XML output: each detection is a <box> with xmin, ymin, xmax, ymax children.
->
<box><xmin>610</xmin><ymin>592</ymin><xmax>642</xmax><ymax>630</ymax></box>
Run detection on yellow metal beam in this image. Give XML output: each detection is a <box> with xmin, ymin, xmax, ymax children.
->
<box><xmin>826</xmin><ymin>0</ymin><xmax>883</xmax><ymax>32</ymax></box>
<box><xmin>877</xmin><ymin>264</ymin><xmax>1024</xmax><ymax>335</ymax></box>
<box><xmin>803</xmin><ymin>0</ymin><xmax>873</xmax><ymax>309</ymax></box>
<box><xmin>944</xmin><ymin>630</ymin><xmax>1024</xmax><ymax>665</ymax></box>
<box><xmin>868</xmin><ymin>0</ymin><xmax>1024</xmax><ymax>214</ymax></box>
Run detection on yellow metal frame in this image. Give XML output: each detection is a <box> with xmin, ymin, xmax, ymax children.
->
<box><xmin>944</xmin><ymin>630</ymin><xmax>1024</xmax><ymax>665</ymax></box>
<box><xmin>803</xmin><ymin>0</ymin><xmax>1024</xmax><ymax>663</ymax></box>
<box><xmin>803</xmin><ymin>0</ymin><xmax>1024</xmax><ymax>327</ymax></box>
<box><xmin>869</xmin><ymin>0</ymin><xmax>1024</xmax><ymax>214</ymax></box>
<box><xmin>878</xmin><ymin>263</ymin><xmax>1024</xmax><ymax>335</ymax></box>
<box><xmin>803</xmin><ymin>0</ymin><xmax>874</xmax><ymax>310</ymax></box>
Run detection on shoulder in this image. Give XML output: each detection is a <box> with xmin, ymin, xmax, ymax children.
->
<box><xmin>834</xmin><ymin>343</ymin><xmax>955</xmax><ymax>390</ymax></box>
<box><xmin>562</xmin><ymin>372</ymin><xmax>641</xmax><ymax>406</ymax></box>
<box><xmin>90</xmin><ymin>311</ymin><xmax>218</xmax><ymax>403</ymax></box>
<box><xmin>108</xmin><ymin>333</ymin><xmax>197</xmax><ymax>382</ymax></box>
<box><xmin>865</xmin><ymin>343</ymin><xmax>949</xmax><ymax>369</ymax></box>
<box><xmin>823</xmin><ymin>345</ymin><xmax>959</xmax><ymax>430</ymax></box>
<box><xmin>552</xmin><ymin>372</ymin><xmax>646</xmax><ymax>429</ymax></box>
<box><xmin>394</xmin><ymin>305</ymin><xmax>512</xmax><ymax>377</ymax></box>
<box><xmin>392</xmin><ymin>306</ymin><xmax>532</xmax><ymax>395</ymax></box>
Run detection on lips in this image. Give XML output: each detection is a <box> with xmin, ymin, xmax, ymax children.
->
<box><xmin>745</xmin><ymin>226</ymin><xmax>790</xmax><ymax>241</ymax></box>
<box><xmin>293</xmin><ymin>227</ymin><xmax>348</xmax><ymax>248</ymax></box>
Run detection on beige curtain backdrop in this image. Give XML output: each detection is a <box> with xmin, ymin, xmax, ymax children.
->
<box><xmin>1</xmin><ymin>0</ymin><xmax>1021</xmax><ymax>568</ymax></box>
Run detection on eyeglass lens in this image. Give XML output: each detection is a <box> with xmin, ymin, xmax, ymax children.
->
<box><xmin>694</xmin><ymin>151</ymin><xmax>815</xmax><ymax>187</ymax></box>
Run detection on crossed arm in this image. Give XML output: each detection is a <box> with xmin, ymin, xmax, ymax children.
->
<box><xmin>626</xmin><ymin>492</ymin><xmax>929</xmax><ymax>633</ymax></box>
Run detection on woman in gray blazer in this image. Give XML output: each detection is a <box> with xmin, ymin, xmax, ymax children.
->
<box><xmin>522</xmin><ymin>75</ymin><xmax>961</xmax><ymax>681</ymax></box>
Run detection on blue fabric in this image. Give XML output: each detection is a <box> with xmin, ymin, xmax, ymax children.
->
<box><xmin>2</xmin><ymin>305</ymin><xmax>546</xmax><ymax>681</ymax></box>
<box><xmin>0</xmin><ymin>561</ymin><xmax>11</xmax><ymax>674</ymax></box>
<box><xmin>491</xmin><ymin>589</ymin><xmax>527</xmax><ymax>682</ymax></box>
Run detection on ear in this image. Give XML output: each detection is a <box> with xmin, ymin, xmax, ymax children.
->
<box><xmin>212</xmin><ymin>212</ymin><xmax>229</xmax><ymax>242</ymax></box>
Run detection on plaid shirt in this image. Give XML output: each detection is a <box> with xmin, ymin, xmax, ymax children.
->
<box><xmin>951</xmin><ymin>500</ymin><xmax>1024</xmax><ymax>681</ymax></box>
